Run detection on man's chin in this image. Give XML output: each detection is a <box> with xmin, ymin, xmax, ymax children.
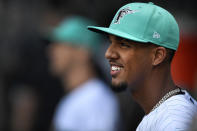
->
<box><xmin>110</xmin><ymin>82</ymin><xmax>128</xmax><ymax>92</ymax></box>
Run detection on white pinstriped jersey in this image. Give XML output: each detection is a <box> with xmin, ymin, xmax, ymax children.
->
<box><xmin>136</xmin><ymin>90</ymin><xmax>197</xmax><ymax>131</ymax></box>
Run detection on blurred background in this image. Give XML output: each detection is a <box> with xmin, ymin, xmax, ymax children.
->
<box><xmin>0</xmin><ymin>0</ymin><xmax>196</xmax><ymax>131</ymax></box>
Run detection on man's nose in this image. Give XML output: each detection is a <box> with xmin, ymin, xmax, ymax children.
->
<box><xmin>105</xmin><ymin>44</ymin><xmax>119</xmax><ymax>60</ymax></box>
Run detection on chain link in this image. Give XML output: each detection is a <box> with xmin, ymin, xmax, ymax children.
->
<box><xmin>151</xmin><ymin>88</ymin><xmax>181</xmax><ymax>112</ymax></box>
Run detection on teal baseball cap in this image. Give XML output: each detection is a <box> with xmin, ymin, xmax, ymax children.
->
<box><xmin>88</xmin><ymin>2</ymin><xmax>179</xmax><ymax>50</ymax></box>
<box><xmin>50</xmin><ymin>16</ymin><xmax>101</xmax><ymax>52</ymax></box>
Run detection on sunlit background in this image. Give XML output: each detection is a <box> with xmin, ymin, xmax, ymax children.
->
<box><xmin>0</xmin><ymin>0</ymin><xmax>196</xmax><ymax>131</ymax></box>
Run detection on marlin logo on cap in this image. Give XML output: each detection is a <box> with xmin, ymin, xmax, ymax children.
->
<box><xmin>114</xmin><ymin>7</ymin><xmax>138</xmax><ymax>24</ymax></box>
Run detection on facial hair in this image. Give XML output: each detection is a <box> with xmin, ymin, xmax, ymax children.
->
<box><xmin>110</xmin><ymin>82</ymin><xmax>128</xmax><ymax>92</ymax></box>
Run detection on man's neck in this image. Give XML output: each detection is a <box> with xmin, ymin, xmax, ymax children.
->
<box><xmin>131</xmin><ymin>67</ymin><xmax>176</xmax><ymax>114</ymax></box>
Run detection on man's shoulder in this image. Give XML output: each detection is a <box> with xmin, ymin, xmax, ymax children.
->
<box><xmin>158</xmin><ymin>91</ymin><xmax>197</xmax><ymax>119</ymax></box>
<box><xmin>163</xmin><ymin>90</ymin><xmax>197</xmax><ymax>113</ymax></box>
<box><xmin>137</xmin><ymin>91</ymin><xmax>197</xmax><ymax>131</ymax></box>
<box><xmin>154</xmin><ymin>91</ymin><xmax>197</xmax><ymax>130</ymax></box>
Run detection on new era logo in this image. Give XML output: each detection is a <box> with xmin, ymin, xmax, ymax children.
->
<box><xmin>153</xmin><ymin>31</ymin><xmax>160</xmax><ymax>39</ymax></box>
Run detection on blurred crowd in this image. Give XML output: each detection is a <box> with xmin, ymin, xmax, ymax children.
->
<box><xmin>0</xmin><ymin>0</ymin><xmax>197</xmax><ymax>131</ymax></box>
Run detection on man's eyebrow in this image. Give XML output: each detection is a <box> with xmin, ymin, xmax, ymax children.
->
<box><xmin>115</xmin><ymin>36</ymin><xmax>130</xmax><ymax>43</ymax></box>
<box><xmin>119</xmin><ymin>38</ymin><xmax>142</xmax><ymax>45</ymax></box>
<box><xmin>122</xmin><ymin>39</ymin><xmax>130</xmax><ymax>43</ymax></box>
<box><xmin>119</xmin><ymin>38</ymin><xmax>131</xmax><ymax>43</ymax></box>
<box><xmin>108</xmin><ymin>35</ymin><xmax>130</xmax><ymax>43</ymax></box>
<box><xmin>115</xmin><ymin>36</ymin><xmax>124</xmax><ymax>41</ymax></box>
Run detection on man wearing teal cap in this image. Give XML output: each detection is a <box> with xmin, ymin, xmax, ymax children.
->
<box><xmin>88</xmin><ymin>2</ymin><xmax>197</xmax><ymax>131</ymax></box>
<box><xmin>48</xmin><ymin>16</ymin><xmax>120</xmax><ymax>131</ymax></box>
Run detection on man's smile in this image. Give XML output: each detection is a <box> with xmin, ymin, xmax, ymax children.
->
<box><xmin>110</xmin><ymin>62</ymin><xmax>124</xmax><ymax>77</ymax></box>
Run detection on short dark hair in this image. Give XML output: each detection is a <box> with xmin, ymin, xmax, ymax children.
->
<box><xmin>164</xmin><ymin>48</ymin><xmax>175</xmax><ymax>63</ymax></box>
<box><xmin>131</xmin><ymin>41</ymin><xmax>175</xmax><ymax>63</ymax></box>
<box><xmin>145</xmin><ymin>43</ymin><xmax>175</xmax><ymax>63</ymax></box>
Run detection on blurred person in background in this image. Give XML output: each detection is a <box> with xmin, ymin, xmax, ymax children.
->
<box><xmin>47</xmin><ymin>16</ymin><xmax>121</xmax><ymax>131</ymax></box>
<box><xmin>88</xmin><ymin>2</ymin><xmax>197</xmax><ymax>131</ymax></box>
<box><xmin>9</xmin><ymin>84</ymin><xmax>38</xmax><ymax>131</ymax></box>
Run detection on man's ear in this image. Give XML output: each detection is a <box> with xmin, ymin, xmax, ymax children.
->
<box><xmin>152</xmin><ymin>47</ymin><xmax>167</xmax><ymax>66</ymax></box>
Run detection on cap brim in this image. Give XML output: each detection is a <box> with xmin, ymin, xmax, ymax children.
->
<box><xmin>87</xmin><ymin>26</ymin><xmax>148</xmax><ymax>43</ymax></box>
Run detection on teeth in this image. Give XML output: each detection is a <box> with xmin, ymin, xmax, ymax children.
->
<box><xmin>111</xmin><ymin>66</ymin><xmax>122</xmax><ymax>71</ymax></box>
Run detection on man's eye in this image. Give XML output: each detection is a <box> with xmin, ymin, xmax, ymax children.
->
<box><xmin>120</xmin><ymin>43</ymin><xmax>130</xmax><ymax>48</ymax></box>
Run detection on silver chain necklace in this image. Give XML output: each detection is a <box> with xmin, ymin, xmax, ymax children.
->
<box><xmin>151</xmin><ymin>88</ymin><xmax>181</xmax><ymax>112</ymax></box>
